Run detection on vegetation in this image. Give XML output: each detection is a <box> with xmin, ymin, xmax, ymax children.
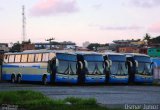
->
<box><xmin>149</xmin><ymin>36</ymin><xmax>160</xmax><ymax>44</ymax></box>
<box><xmin>143</xmin><ymin>33</ymin><xmax>151</xmax><ymax>44</ymax></box>
<box><xmin>87</xmin><ymin>43</ymin><xmax>101</xmax><ymax>51</ymax></box>
<box><xmin>0</xmin><ymin>90</ymin><xmax>122</xmax><ymax>110</ymax></box>
<box><xmin>10</xmin><ymin>41</ymin><xmax>21</xmax><ymax>52</ymax></box>
<box><xmin>10</xmin><ymin>39</ymin><xmax>31</xmax><ymax>52</ymax></box>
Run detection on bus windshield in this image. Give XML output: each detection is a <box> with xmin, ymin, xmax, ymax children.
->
<box><xmin>110</xmin><ymin>62</ymin><xmax>128</xmax><ymax>75</ymax></box>
<box><xmin>108</xmin><ymin>55</ymin><xmax>128</xmax><ymax>75</ymax></box>
<box><xmin>134</xmin><ymin>56</ymin><xmax>151</xmax><ymax>63</ymax></box>
<box><xmin>134</xmin><ymin>56</ymin><xmax>152</xmax><ymax>75</ymax></box>
<box><xmin>84</xmin><ymin>55</ymin><xmax>104</xmax><ymax>74</ymax></box>
<box><xmin>56</xmin><ymin>53</ymin><xmax>77</xmax><ymax>75</ymax></box>
<box><xmin>108</xmin><ymin>55</ymin><xmax>126</xmax><ymax>62</ymax></box>
<box><xmin>57</xmin><ymin>60</ymin><xmax>77</xmax><ymax>74</ymax></box>
<box><xmin>137</xmin><ymin>63</ymin><xmax>152</xmax><ymax>75</ymax></box>
<box><xmin>87</xmin><ymin>62</ymin><xmax>104</xmax><ymax>74</ymax></box>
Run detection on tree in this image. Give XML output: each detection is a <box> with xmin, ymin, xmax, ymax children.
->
<box><xmin>87</xmin><ymin>43</ymin><xmax>100</xmax><ymax>51</ymax></box>
<box><xmin>28</xmin><ymin>39</ymin><xmax>31</xmax><ymax>43</ymax></box>
<box><xmin>149</xmin><ymin>36</ymin><xmax>160</xmax><ymax>44</ymax></box>
<box><xmin>143</xmin><ymin>33</ymin><xmax>151</xmax><ymax>44</ymax></box>
<box><xmin>10</xmin><ymin>41</ymin><xmax>21</xmax><ymax>52</ymax></box>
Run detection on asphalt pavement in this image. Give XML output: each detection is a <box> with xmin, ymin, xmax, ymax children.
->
<box><xmin>0</xmin><ymin>83</ymin><xmax>160</xmax><ymax>105</ymax></box>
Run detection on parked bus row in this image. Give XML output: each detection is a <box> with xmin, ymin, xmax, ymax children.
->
<box><xmin>0</xmin><ymin>50</ymin><xmax>154</xmax><ymax>84</ymax></box>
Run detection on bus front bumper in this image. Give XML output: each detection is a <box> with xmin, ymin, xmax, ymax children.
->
<box><xmin>134</xmin><ymin>74</ymin><xmax>153</xmax><ymax>83</ymax></box>
<box><xmin>109</xmin><ymin>75</ymin><xmax>128</xmax><ymax>83</ymax></box>
<box><xmin>85</xmin><ymin>75</ymin><xmax>106</xmax><ymax>83</ymax></box>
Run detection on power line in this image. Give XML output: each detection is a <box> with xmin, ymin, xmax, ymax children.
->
<box><xmin>45</xmin><ymin>37</ymin><xmax>55</xmax><ymax>49</ymax></box>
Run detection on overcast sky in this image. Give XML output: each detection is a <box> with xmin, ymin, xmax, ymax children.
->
<box><xmin>0</xmin><ymin>0</ymin><xmax>160</xmax><ymax>46</ymax></box>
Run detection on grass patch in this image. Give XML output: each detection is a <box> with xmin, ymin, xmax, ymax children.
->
<box><xmin>0</xmin><ymin>90</ymin><xmax>123</xmax><ymax>110</ymax></box>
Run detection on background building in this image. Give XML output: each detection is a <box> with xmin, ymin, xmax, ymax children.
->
<box><xmin>34</xmin><ymin>41</ymin><xmax>76</xmax><ymax>50</ymax></box>
<box><xmin>0</xmin><ymin>43</ymin><xmax>9</xmax><ymax>52</ymax></box>
<box><xmin>119</xmin><ymin>47</ymin><xmax>139</xmax><ymax>53</ymax></box>
<box><xmin>148</xmin><ymin>48</ymin><xmax>160</xmax><ymax>57</ymax></box>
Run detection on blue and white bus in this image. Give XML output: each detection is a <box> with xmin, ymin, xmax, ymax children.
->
<box><xmin>125</xmin><ymin>53</ymin><xmax>153</xmax><ymax>83</ymax></box>
<box><xmin>76</xmin><ymin>52</ymin><xmax>105</xmax><ymax>83</ymax></box>
<box><xmin>2</xmin><ymin>50</ymin><xmax>56</xmax><ymax>84</ymax></box>
<box><xmin>54</xmin><ymin>51</ymin><xmax>82</xmax><ymax>84</ymax></box>
<box><xmin>103</xmin><ymin>53</ymin><xmax>128</xmax><ymax>83</ymax></box>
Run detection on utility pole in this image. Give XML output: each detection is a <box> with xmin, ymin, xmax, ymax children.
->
<box><xmin>22</xmin><ymin>5</ymin><xmax>26</xmax><ymax>42</ymax></box>
<box><xmin>45</xmin><ymin>38</ymin><xmax>55</xmax><ymax>49</ymax></box>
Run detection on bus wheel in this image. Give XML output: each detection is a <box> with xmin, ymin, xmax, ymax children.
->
<box><xmin>11</xmin><ymin>75</ymin><xmax>15</xmax><ymax>83</ymax></box>
<box><xmin>17</xmin><ymin>75</ymin><xmax>21</xmax><ymax>83</ymax></box>
<box><xmin>42</xmin><ymin>75</ymin><xmax>47</xmax><ymax>85</ymax></box>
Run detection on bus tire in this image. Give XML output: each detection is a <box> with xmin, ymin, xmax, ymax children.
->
<box><xmin>42</xmin><ymin>75</ymin><xmax>47</xmax><ymax>85</ymax></box>
<box><xmin>17</xmin><ymin>75</ymin><xmax>21</xmax><ymax>83</ymax></box>
<box><xmin>11</xmin><ymin>74</ymin><xmax>15</xmax><ymax>83</ymax></box>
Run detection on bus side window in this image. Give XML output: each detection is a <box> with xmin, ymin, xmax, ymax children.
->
<box><xmin>9</xmin><ymin>55</ymin><xmax>15</xmax><ymax>63</ymax></box>
<box><xmin>21</xmin><ymin>54</ymin><xmax>28</xmax><ymax>63</ymax></box>
<box><xmin>35</xmin><ymin>54</ymin><xmax>42</xmax><ymax>62</ymax></box>
<box><xmin>42</xmin><ymin>53</ymin><xmax>49</xmax><ymax>62</ymax></box>
<box><xmin>28</xmin><ymin>54</ymin><xmax>35</xmax><ymax>62</ymax></box>
<box><xmin>15</xmin><ymin>54</ymin><xmax>21</xmax><ymax>63</ymax></box>
<box><xmin>4</xmin><ymin>55</ymin><xmax>9</xmax><ymax>63</ymax></box>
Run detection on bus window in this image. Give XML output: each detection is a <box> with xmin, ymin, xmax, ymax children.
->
<box><xmin>42</xmin><ymin>53</ymin><xmax>49</xmax><ymax>62</ymax></box>
<box><xmin>35</xmin><ymin>54</ymin><xmax>42</xmax><ymax>62</ymax></box>
<box><xmin>21</xmin><ymin>54</ymin><xmax>28</xmax><ymax>63</ymax></box>
<box><xmin>9</xmin><ymin>55</ymin><xmax>15</xmax><ymax>63</ymax></box>
<box><xmin>15</xmin><ymin>55</ymin><xmax>21</xmax><ymax>63</ymax></box>
<box><xmin>49</xmin><ymin>53</ymin><xmax>55</xmax><ymax>60</ymax></box>
<box><xmin>4</xmin><ymin>55</ymin><xmax>9</xmax><ymax>63</ymax></box>
<box><xmin>28</xmin><ymin>54</ymin><xmax>35</xmax><ymax>62</ymax></box>
<box><xmin>57</xmin><ymin>60</ymin><xmax>68</xmax><ymax>74</ymax></box>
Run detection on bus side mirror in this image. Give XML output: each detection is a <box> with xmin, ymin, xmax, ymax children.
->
<box><xmin>135</xmin><ymin>60</ymin><xmax>138</xmax><ymax>67</ymax></box>
<box><xmin>78</xmin><ymin>61</ymin><xmax>83</xmax><ymax>70</ymax></box>
<box><xmin>109</xmin><ymin>60</ymin><xmax>112</xmax><ymax>66</ymax></box>
<box><xmin>84</xmin><ymin>60</ymin><xmax>88</xmax><ymax>68</ymax></box>
<box><xmin>128</xmin><ymin>61</ymin><xmax>133</xmax><ymax>67</ymax></box>
<box><xmin>56</xmin><ymin>59</ymin><xmax>59</xmax><ymax>67</ymax></box>
<box><xmin>150</xmin><ymin>62</ymin><xmax>155</xmax><ymax>68</ymax></box>
<box><xmin>105</xmin><ymin>60</ymin><xmax>110</xmax><ymax>68</ymax></box>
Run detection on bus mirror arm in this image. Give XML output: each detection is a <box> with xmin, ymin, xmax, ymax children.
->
<box><xmin>128</xmin><ymin>61</ymin><xmax>133</xmax><ymax>67</ymax></box>
<box><xmin>109</xmin><ymin>60</ymin><xmax>112</xmax><ymax>66</ymax></box>
<box><xmin>135</xmin><ymin>60</ymin><xmax>138</xmax><ymax>67</ymax></box>
<box><xmin>105</xmin><ymin>60</ymin><xmax>110</xmax><ymax>68</ymax></box>
<box><xmin>84</xmin><ymin>60</ymin><xmax>88</xmax><ymax>68</ymax></box>
<box><xmin>56</xmin><ymin>59</ymin><xmax>59</xmax><ymax>67</ymax></box>
<box><xmin>150</xmin><ymin>62</ymin><xmax>154</xmax><ymax>68</ymax></box>
<box><xmin>79</xmin><ymin>61</ymin><xmax>83</xmax><ymax>70</ymax></box>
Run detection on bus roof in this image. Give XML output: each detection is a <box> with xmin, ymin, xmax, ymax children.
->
<box><xmin>75</xmin><ymin>51</ymin><xmax>101</xmax><ymax>56</ymax></box>
<box><xmin>124</xmin><ymin>53</ymin><xmax>150</xmax><ymax>57</ymax></box>
<box><xmin>103</xmin><ymin>52</ymin><xmax>125</xmax><ymax>56</ymax></box>
<box><xmin>4</xmin><ymin>50</ymin><xmax>55</xmax><ymax>55</ymax></box>
<box><xmin>55</xmin><ymin>50</ymin><xmax>76</xmax><ymax>55</ymax></box>
<box><xmin>4</xmin><ymin>50</ymin><xmax>76</xmax><ymax>55</ymax></box>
